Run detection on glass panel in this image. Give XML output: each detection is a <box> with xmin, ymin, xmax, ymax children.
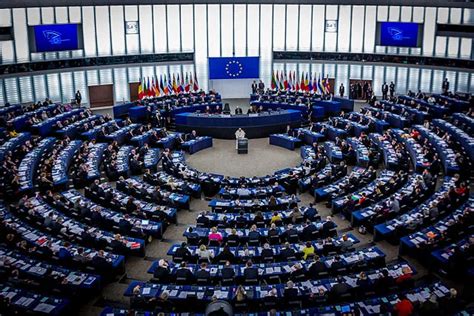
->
<box><xmin>335</xmin><ymin>64</ymin><xmax>348</xmax><ymax>95</ymax></box>
<box><xmin>434</xmin><ymin>36</ymin><xmax>447</xmax><ymax>57</ymax></box>
<box><xmin>99</xmin><ymin>69</ymin><xmax>113</xmax><ymax>85</ymax></box>
<box><xmin>247</xmin><ymin>5</ymin><xmax>259</xmax><ymax>56</ymax></box>
<box><xmin>450</xmin><ymin>8</ymin><xmax>462</xmax><ymax>24</ymax></box>
<box><xmin>459</xmin><ymin>38</ymin><xmax>472</xmax><ymax>59</ymax></box>
<box><xmin>350</xmin><ymin>6</ymin><xmax>364</xmax><ymax>53</ymax></box>
<box><xmin>55</xmin><ymin>7</ymin><xmax>68</xmax><ymax>23</ymax></box>
<box><xmin>153</xmin><ymin>5</ymin><xmax>167</xmax><ymax>53</ymax></box>
<box><xmin>362</xmin><ymin>65</ymin><xmax>373</xmax><ymax>80</ymax></box>
<box><xmin>377</xmin><ymin>6</ymin><xmax>388</xmax><ymax>21</ymax></box>
<box><xmin>139</xmin><ymin>5</ymin><xmax>153</xmax><ymax>54</ymax></box>
<box><xmin>19</xmin><ymin>76</ymin><xmax>33</xmax><ymax>103</ymax></box>
<box><xmin>233</xmin><ymin>5</ymin><xmax>246</xmax><ymax>56</ymax></box>
<box><xmin>181</xmin><ymin>5</ymin><xmax>194</xmax><ymax>52</ymax></box>
<box><xmin>298</xmin><ymin>5</ymin><xmax>311</xmax><ymax>52</ymax></box>
<box><xmin>33</xmin><ymin>75</ymin><xmax>47</xmax><ymax>102</ymax></box>
<box><xmin>337</xmin><ymin>5</ymin><xmax>351</xmax><ymax>53</ymax></box>
<box><xmin>445</xmin><ymin>70</ymin><xmax>457</xmax><ymax>92</ymax></box>
<box><xmin>350</xmin><ymin>64</ymin><xmax>362</xmax><ymax>79</ymax></box>
<box><xmin>41</xmin><ymin>7</ymin><xmax>54</xmax><ymax>24</ymax></box>
<box><xmin>419</xmin><ymin>68</ymin><xmax>431</xmax><ymax>92</ymax></box>
<box><xmin>273</xmin><ymin>5</ymin><xmax>285</xmax><ymax>51</ymax></box>
<box><xmin>166</xmin><ymin>5</ymin><xmax>181</xmax><ymax>52</ymax></box>
<box><xmin>110</xmin><ymin>6</ymin><xmax>125</xmax><ymax>56</ymax></box>
<box><xmin>372</xmin><ymin>66</ymin><xmax>384</xmax><ymax>97</ymax></box>
<box><xmin>27</xmin><ymin>8</ymin><xmax>40</xmax><ymax>25</ymax></box>
<box><xmin>86</xmin><ymin>69</ymin><xmax>99</xmax><ymax>87</ymax></box>
<box><xmin>311</xmin><ymin>5</ymin><xmax>325</xmax><ymax>52</ymax></box>
<box><xmin>364</xmin><ymin>6</ymin><xmax>376</xmax><ymax>53</ymax></box>
<box><xmin>423</xmin><ymin>8</ymin><xmax>436</xmax><ymax>56</ymax></box>
<box><xmin>82</xmin><ymin>7</ymin><xmax>97</xmax><ymax>56</ymax></box>
<box><xmin>432</xmin><ymin>69</ymin><xmax>444</xmax><ymax>94</ymax></box>
<box><xmin>388</xmin><ymin>6</ymin><xmax>400</xmax><ymax>21</ymax></box>
<box><xmin>127</xmin><ymin>67</ymin><xmax>140</xmax><ymax>84</ymax></box>
<box><xmin>324</xmin><ymin>5</ymin><xmax>338</xmax><ymax>52</ymax></box>
<box><xmin>0</xmin><ymin>79</ymin><xmax>4</xmax><ymax>106</ymax></box>
<box><xmin>124</xmin><ymin>6</ymin><xmax>139</xmax><ymax>54</ymax></box>
<box><xmin>194</xmin><ymin>5</ymin><xmax>208</xmax><ymax>91</ymax></box>
<box><xmin>96</xmin><ymin>6</ymin><xmax>111</xmax><ymax>56</ymax></box>
<box><xmin>114</xmin><ymin>67</ymin><xmax>129</xmax><ymax>103</ymax></box>
<box><xmin>385</xmin><ymin>66</ymin><xmax>396</xmax><ymax>88</ymax></box>
<box><xmin>0</xmin><ymin>9</ymin><xmax>12</xmax><ymax>26</ymax></box>
<box><xmin>60</xmin><ymin>72</ymin><xmax>74</xmax><ymax>103</ymax></box>
<box><xmin>4</xmin><ymin>78</ymin><xmax>19</xmax><ymax>104</ymax></box>
<box><xmin>400</xmin><ymin>6</ymin><xmax>412</xmax><ymax>22</ymax></box>
<box><xmin>73</xmin><ymin>71</ymin><xmax>87</xmax><ymax>105</ymax></box>
<box><xmin>46</xmin><ymin>73</ymin><xmax>61</xmax><ymax>102</ymax></box>
<box><xmin>12</xmin><ymin>9</ymin><xmax>29</xmax><ymax>63</ymax></box>
<box><xmin>69</xmin><ymin>7</ymin><xmax>81</xmax><ymax>23</ymax></box>
<box><xmin>221</xmin><ymin>4</ymin><xmax>233</xmax><ymax>56</ymax></box>
<box><xmin>396</xmin><ymin>67</ymin><xmax>408</xmax><ymax>95</ymax></box>
<box><xmin>447</xmin><ymin>37</ymin><xmax>459</xmax><ymax>58</ymax></box>
<box><xmin>208</xmin><ymin>5</ymin><xmax>220</xmax><ymax>57</ymax></box>
<box><xmin>260</xmin><ymin>5</ymin><xmax>273</xmax><ymax>86</ymax></box>
<box><xmin>407</xmin><ymin>67</ymin><xmax>420</xmax><ymax>92</ymax></box>
<box><xmin>286</xmin><ymin>5</ymin><xmax>298</xmax><ymax>51</ymax></box>
<box><xmin>413</xmin><ymin>7</ymin><xmax>424</xmax><ymax>23</ymax></box>
<box><xmin>456</xmin><ymin>72</ymin><xmax>469</xmax><ymax>93</ymax></box>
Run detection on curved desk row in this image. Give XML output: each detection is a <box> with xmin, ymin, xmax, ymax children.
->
<box><xmin>175</xmin><ymin>110</ymin><xmax>302</xmax><ymax>139</ymax></box>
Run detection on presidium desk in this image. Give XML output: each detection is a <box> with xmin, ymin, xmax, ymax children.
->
<box><xmin>175</xmin><ymin>110</ymin><xmax>302</xmax><ymax>139</ymax></box>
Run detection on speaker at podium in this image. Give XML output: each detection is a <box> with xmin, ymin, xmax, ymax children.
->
<box><xmin>237</xmin><ymin>138</ymin><xmax>248</xmax><ymax>154</ymax></box>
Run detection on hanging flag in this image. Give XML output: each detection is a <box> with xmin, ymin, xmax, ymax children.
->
<box><xmin>308</xmin><ymin>74</ymin><xmax>313</xmax><ymax>93</ymax></box>
<box><xmin>312</xmin><ymin>74</ymin><xmax>317</xmax><ymax>93</ymax></box>
<box><xmin>325</xmin><ymin>75</ymin><xmax>331</xmax><ymax>94</ymax></box>
<box><xmin>305</xmin><ymin>73</ymin><xmax>310</xmax><ymax>92</ymax></box>
<box><xmin>148</xmin><ymin>77</ymin><xmax>154</xmax><ymax>97</ymax></box>
<box><xmin>318</xmin><ymin>75</ymin><xmax>324</xmax><ymax>94</ymax></box>
<box><xmin>271</xmin><ymin>71</ymin><xmax>277</xmax><ymax>90</ymax></box>
<box><xmin>284</xmin><ymin>72</ymin><xmax>289</xmax><ymax>90</ymax></box>
<box><xmin>138</xmin><ymin>78</ymin><xmax>144</xmax><ymax>100</ymax></box>
<box><xmin>154</xmin><ymin>76</ymin><xmax>160</xmax><ymax>96</ymax></box>
<box><xmin>295</xmin><ymin>79</ymin><xmax>300</xmax><ymax>92</ymax></box>
<box><xmin>279</xmin><ymin>71</ymin><xmax>284</xmax><ymax>90</ymax></box>
<box><xmin>300</xmin><ymin>73</ymin><xmax>305</xmax><ymax>91</ymax></box>
<box><xmin>167</xmin><ymin>74</ymin><xmax>173</xmax><ymax>94</ymax></box>
<box><xmin>172</xmin><ymin>74</ymin><xmax>178</xmax><ymax>93</ymax></box>
<box><xmin>193</xmin><ymin>72</ymin><xmax>199</xmax><ymax>91</ymax></box>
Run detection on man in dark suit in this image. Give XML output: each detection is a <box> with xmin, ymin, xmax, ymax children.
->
<box><xmin>280</xmin><ymin>242</ymin><xmax>297</xmax><ymax>261</ymax></box>
<box><xmin>174</xmin><ymin>242</ymin><xmax>192</xmax><ymax>262</ymax></box>
<box><xmin>195</xmin><ymin>262</ymin><xmax>211</xmax><ymax>284</ymax></box>
<box><xmin>381</xmin><ymin>82</ymin><xmax>388</xmax><ymax>100</ymax></box>
<box><xmin>243</xmin><ymin>260</ymin><xmax>259</xmax><ymax>283</ymax></box>
<box><xmin>176</xmin><ymin>262</ymin><xmax>194</xmax><ymax>283</ymax></box>
<box><xmin>307</xmin><ymin>256</ymin><xmax>326</xmax><ymax>279</ymax></box>
<box><xmin>251</xmin><ymin>81</ymin><xmax>258</xmax><ymax>94</ymax></box>
<box><xmin>339</xmin><ymin>84</ymin><xmax>345</xmax><ymax>97</ymax></box>
<box><xmin>329</xmin><ymin>276</ymin><xmax>351</xmax><ymax>300</ymax></box>
<box><xmin>389</xmin><ymin>82</ymin><xmax>395</xmax><ymax>98</ymax></box>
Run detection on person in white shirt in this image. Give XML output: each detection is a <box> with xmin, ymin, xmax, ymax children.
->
<box><xmin>235</xmin><ymin>128</ymin><xmax>246</xmax><ymax>149</ymax></box>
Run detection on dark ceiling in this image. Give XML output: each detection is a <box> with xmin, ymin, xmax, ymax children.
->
<box><xmin>1</xmin><ymin>0</ymin><xmax>473</xmax><ymax>9</ymax></box>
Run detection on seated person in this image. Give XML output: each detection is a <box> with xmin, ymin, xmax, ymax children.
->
<box><xmin>243</xmin><ymin>260</ymin><xmax>259</xmax><ymax>283</ymax></box>
<box><xmin>195</xmin><ymin>262</ymin><xmax>211</xmax><ymax>284</ymax></box>
<box><xmin>284</xmin><ymin>280</ymin><xmax>299</xmax><ymax>298</ymax></box>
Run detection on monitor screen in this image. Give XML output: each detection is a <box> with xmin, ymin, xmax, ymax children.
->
<box><xmin>379</xmin><ymin>22</ymin><xmax>420</xmax><ymax>48</ymax></box>
<box><xmin>32</xmin><ymin>24</ymin><xmax>81</xmax><ymax>52</ymax></box>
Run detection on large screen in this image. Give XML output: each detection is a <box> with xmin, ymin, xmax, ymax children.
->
<box><xmin>379</xmin><ymin>22</ymin><xmax>421</xmax><ymax>48</ymax></box>
<box><xmin>29</xmin><ymin>24</ymin><xmax>82</xmax><ymax>53</ymax></box>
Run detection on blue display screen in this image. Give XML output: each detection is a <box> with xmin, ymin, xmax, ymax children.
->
<box><xmin>34</xmin><ymin>24</ymin><xmax>79</xmax><ymax>52</ymax></box>
<box><xmin>209</xmin><ymin>57</ymin><xmax>260</xmax><ymax>80</ymax></box>
<box><xmin>380</xmin><ymin>22</ymin><xmax>419</xmax><ymax>47</ymax></box>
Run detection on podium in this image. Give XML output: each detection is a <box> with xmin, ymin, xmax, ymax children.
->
<box><xmin>237</xmin><ymin>138</ymin><xmax>248</xmax><ymax>154</ymax></box>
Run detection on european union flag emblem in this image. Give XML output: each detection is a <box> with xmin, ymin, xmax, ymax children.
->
<box><xmin>209</xmin><ymin>57</ymin><xmax>260</xmax><ymax>80</ymax></box>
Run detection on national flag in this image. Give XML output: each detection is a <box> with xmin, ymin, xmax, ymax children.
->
<box><xmin>138</xmin><ymin>78</ymin><xmax>144</xmax><ymax>100</ymax></box>
<box><xmin>308</xmin><ymin>74</ymin><xmax>313</xmax><ymax>93</ymax></box>
<box><xmin>295</xmin><ymin>79</ymin><xmax>300</xmax><ymax>92</ymax></box>
<box><xmin>271</xmin><ymin>71</ymin><xmax>277</xmax><ymax>90</ymax></box>
<box><xmin>153</xmin><ymin>76</ymin><xmax>160</xmax><ymax>96</ymax></box>
<box><xmin>167</xmin><ymin>75</ymin><xmax>173</xmax><ymax>94</ymax></box>
<box><xmin>193</xmin><ymin>72</ymin><xmax>199</xmax><ymax>91</ymax></box>
<box><xmin>159</xmin><ymin>75</ymin><xmax>164</xmax><ymax>95</ymax></box>
<box><xmin>279</xmin><ymin>71</ymin><xmax>284</xmax><ymax>90</ymax></box>
<box><xmin>300</xmin><ymin>73</ymin><xmax>305</xmax><ymax>91</ymax></box>
<box><xmin>312</xmin><ymin>74</ymin><xmax>317</xmax><ymax>93</ymax></box>
<box><xmin>318</xmin><ymin>76</ymin><xmax>324</xmax><ymax>94</ymax></box>
<box><xmin>284</xmin><ymin>72</ymin><xmax>289</xmax><ymax>90</ymax></box>
<box><xmin>148</xmin><ymin>77</ymin><xmax>154</xmax><ymax>97</ymax></box>
<box><xmin>324</xmin><ymin>75</ymin><xmax>331</xmax><ymax>94</ymax></box>
<box><xmin>184</xmin><ymin>73</ymin><xmax>190</xmax><ymax>92</ymax></box>
<box><xmin>172</xmin><ymin>74</ymin><xmax>178</xmax><ymax>93</ymax></box>
<box><xmin>305</xmin><ymin>73</ymin><xmax>310</xmax><ymax>92</ymax></box>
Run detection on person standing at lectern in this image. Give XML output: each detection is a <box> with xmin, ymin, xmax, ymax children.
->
<box><xmin>235</xmin><ymin>128</ymin><xmax>246</xmax><ymax>150</ymax></box>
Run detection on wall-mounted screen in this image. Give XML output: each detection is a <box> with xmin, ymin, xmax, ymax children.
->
<box><xmin>29</xmin><ymin>24</ymin><xmax>83</xmax><ymax>53</ymax></box>
<box><xmin>377</xmin><ymin>22</ymin><xmax>422</xmax><ymax>48</ymax></box>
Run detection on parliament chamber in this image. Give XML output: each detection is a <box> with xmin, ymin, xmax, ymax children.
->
<box><xmin>0</xmin><ymin>1</ymin><xmax>473</xmax><ymax>316</ymax></box>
